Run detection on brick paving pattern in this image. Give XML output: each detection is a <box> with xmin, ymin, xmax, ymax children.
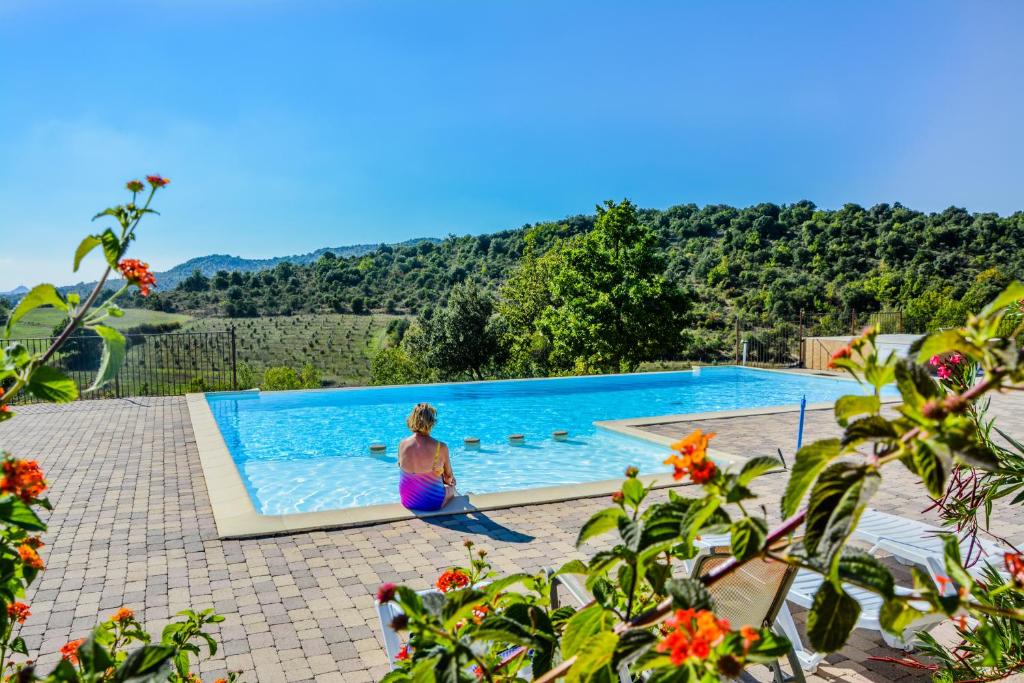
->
<box><xmin>0</xmin><ymin>389</ymin><xmax>1022</xmax><ymax>682</ymax></box>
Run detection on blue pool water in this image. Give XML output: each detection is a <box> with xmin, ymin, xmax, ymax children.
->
<box><xmin>206</xmin><ymin>367</ymin><xmax>884</xmax><ymax>514</ymax></box>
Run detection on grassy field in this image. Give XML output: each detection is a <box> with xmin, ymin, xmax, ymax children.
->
<box><xmin>183</xmin><ymin>313</ymin><xmax>401</xmax><ymax>386</ymax></box>
<box><xmin>7</xmin><ymin>307</ymin><xmax>193</xmax><ymax>338</ymax></box>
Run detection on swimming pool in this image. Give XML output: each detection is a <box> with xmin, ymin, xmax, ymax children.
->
<box><xmin>205</xmin><ymin>367</ymin><xmax>886</xmax><ymax>515</ymax></box>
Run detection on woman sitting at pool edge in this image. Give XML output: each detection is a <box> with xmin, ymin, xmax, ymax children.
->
<box><xmin>398</xmin><ymin>403</ymin><xmax>456</xmax><ymax>511</ymax></box>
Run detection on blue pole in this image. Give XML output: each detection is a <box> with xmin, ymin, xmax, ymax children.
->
<box><xmin>796</xmin><ymin>395</ymin><xmax>807</xmax><ymax>452</ymax></box>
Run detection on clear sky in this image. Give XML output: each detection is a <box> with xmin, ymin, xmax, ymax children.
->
<box><xmin>1</xmin><ymin>0</ymin><xmax>1022</xmax><ymax>290</ymax></box>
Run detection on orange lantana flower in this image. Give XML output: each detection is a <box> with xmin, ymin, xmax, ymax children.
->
<box><xmin>740</xmin><ymin>625</ymin><xmax>760</xmax><ymax>651</ymax></box>
<box><xmin>665</xmin><ymin>429</ymin><xmax>718</xmax><ymax>484</ymax></box>
<box><xmin>118</xmin><ymin>259</ymin><xmax>157</xmax><ymax>297</ymax></box>
<box><xmin>827</xmin><ymin>345</ymin><xmax>852</xmax><ymax>369</ymax></box>
<box><xmin>656</xmin><ymin>608</ymin><xmax>730</xmax><ymax>666</ymax></box>
<box><xmin>111</xmin><ymin>607</ymin><xmax>134</xmax><ymax>622</ymax></box>
<box><xmin>18</xmin><ymin>544</ymin><xmax>43</xmax><ymax>570</ymax></box>
<box><xmin>0</xmin><ymin>458</ymin><xmax>47</xmax><ymax>502</ymax></box>
<box><xmin>7</xmin><ymin>602</ymin><xmax>30</xmax><ymax>624</ymax></box>
<box><xmin>61</xmin><ymin>639</ymin><xmax>85</xmax><ymax>663</ymax></box>
<box><xmin>436</xmin><ymin>569</ymin><xmax>470</xmax><ymax>593</ymax></box>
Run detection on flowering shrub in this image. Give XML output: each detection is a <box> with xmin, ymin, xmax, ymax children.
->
<box><xmin>380</xmin><ymin>283</ymin><xmax>1024</xmax><ymax>682</ymax></box>
<box><xmin>0</xmin><ymin>178</ymin><xmax>239</xmax><ymax>681</ymax></box>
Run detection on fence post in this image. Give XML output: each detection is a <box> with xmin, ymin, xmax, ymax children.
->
<box><xmin>850</xmin><ymin>308</ymin><xmax>857</xmax><ymax>335</ymax></box>
<box><xmin>230</xmin><ymin>326</ymin><xmax>238</xmax><ymax>390</ymax></box>
<box><xmin>798</xmin><ymin>310</ymin><xmax>805</xmax><ymax>368</ymax></box>
<box><xmin>734</xmin><ymin>317</ymin><xmax>740</xmax><ymax>365</ymax></box>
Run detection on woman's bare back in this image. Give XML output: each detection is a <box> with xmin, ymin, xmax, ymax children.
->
<box><xmin>399</xmin><ymin>434</ymin><xmax>453</xmax><ymax>482</ymax></box>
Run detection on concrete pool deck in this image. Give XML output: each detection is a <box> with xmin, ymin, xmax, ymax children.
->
<box><xmin>2</xmin><ymin>388</ymin><xmax>1023</xmax><ymax>681</ymax></box>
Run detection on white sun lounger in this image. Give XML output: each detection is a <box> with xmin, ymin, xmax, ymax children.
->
<box><xmin>853</xmin><ymin>508</ymin><xmax>1010</xmax><ymax>577</ymax></box>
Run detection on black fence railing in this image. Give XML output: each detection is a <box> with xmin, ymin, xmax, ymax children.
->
<box><xmin>5</xmin><ymin>330</ymin><xmax>237</xmax><ymax>404</ymax></box>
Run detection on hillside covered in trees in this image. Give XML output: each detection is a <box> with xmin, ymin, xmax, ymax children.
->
<box><xmin>133</xmin><ymin>199</ymin><xmax>1024</xmax><ymax>336</ymax></box>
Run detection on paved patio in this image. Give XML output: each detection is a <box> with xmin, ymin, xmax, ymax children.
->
<box><xmin>1</xmin><ymin>389</ymin><xmax>1022</xmax><ymax>682</ymax></box>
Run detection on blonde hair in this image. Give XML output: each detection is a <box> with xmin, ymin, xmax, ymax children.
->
<box><xmin>406</xmin><ymin>403</ymin><xmax>437</xmax><ymax>434</ymax></box>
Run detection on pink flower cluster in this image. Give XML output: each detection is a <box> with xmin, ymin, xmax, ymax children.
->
<box><xmin>930</xmin><ymin>352</ymin><xmax>963</xmax><ymax>380</ymax></box>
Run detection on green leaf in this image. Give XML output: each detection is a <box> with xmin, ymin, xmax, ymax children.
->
<box><xmin>804</xmin><ymin>462</ymin><xmax>880</xmax><ymax>564</ymax></box>
<box><xmin>730</xmin><ymin>516</ymin><xmax>767</xmax><ymax>561</ymax></box>
<box><xmin>482</xmin><ymin>572</ymin><xmax>533</xmax><ymax>597</ymax></box>
<box><xmin>76</xmin><ymin>633</ymin><xmax>116</xmax><ymax>674</ymax></box>
<box><xmin>745</xmin><ymin>629</ymin><xmax>793</xmax><ymax>663</ymax></box>
<box><xmin>941</xmin><ymin>535</ymin><xmax>973</xmax><ymax>593</ymax></box>
<box><xmin>4</xmin><ymin>284</ymin><xmax>67</xmax><ymax>337</ymax></box>
<box><xmin>641</xmin><ymin>500</ymin><xmax>693</xmax><ymax>545</ymax></box>
<box><xmin>841</xmin><ymin>415</ymin><xmax>897</xmax><ymax>449</ymax></box>
<box><xmin>565</xmin><ymin>631</ymin><xmax>617</xmax><ymax>683</ymax></box>
<box><xmin>664</xmin><ymin>577</ymin><xmax>713</xmax><ymax>611</ymax></box>
<box><xmin>27</xmin><ymin>365</ymin><xmax>78</xmax><ymax>403</ymax></box>
<box><xmin>86</xmin><ymin>324</ymin><xmax>126</xmax><ymax>392</ymax></box>
<box><xmin>979</xmin><ymin>281</ymin><xmax>1024</xmax><ymax>318</ymax></box>
<box><xmin>74</xmin><ymin>235</ymin><xmax>102</xmax><ymax>272</ymax></box>
<box><xmin>617</xmin><ymin>515</ymin><xmax>641</xmax><ymax>552</ymax></box>
<box><xmin>0</xmin><ymin>497</ymin><xmax>47</xmax><ymax>531</ymax></box>
<box><xmin>100</xmin><ymin>228</ymin><xmax>124</xmax><ymax>268</ymax></box>
<box><xmin>621</xmin><ymin>477</ymin><xmax>645</xmax><ymax>507</ymax></box>
<box><xmin>562</xmin><ymin>604</ymin><xmax>616</xmax><ymax>657</ymax></box>
<box><xmin>834</xmin><ymin>395</ymin><xmax>881</xmax><ymax>426</ymax></box>
<box><xmin>555</xmin><ymin>559</ymin><xmax>589</xmax><ymax>576</ymax></box>
<box><xmin>912</xmin><ymin>442</ymin><xmax>950</xmax><ymax>498</ymax></box>
<box><xmin>614</xmin><ymin>629</ymin><xmax>658</xmax><ymax>665</ymax></box>
<box><xmin>977</xmin><ymin>624</ymin><xmax>1004</xmax><ymax>667</ymax></box>
<box><xmin>112</xmin><ymin>645</ymin><xmax>175</xmax><ymax>682</ymax></box>
<box><xmin>681</xmin><ymin>497</ymin><xmax>725</xmax><ymax>544</ymax></box>
<box><xmin>806</xmin><ymin>581</ymin><xmax>860</xmax><ymax>652</ymax></box>
<box><xmin>894</xmin><ymin>359</ymin><xmax>942</xmax><ymax>409</ymax></box>
<box><xmin>879</xmin><ymin>598</ymin><xmax>924</xmax><ymax>635</ymax></box>
<box><xmin>9</xmin><ymin>636</ymin><xmax>27</xmax><ymax>656</ymax></box>
<box><xmin>956</xmin><ymin>441</ymin><xmax>1000</xmax><ymax>472</ymax></box>
<box><xmin>837</xmin><ymin>548</ymin><xmax>894</xmax><ymax>598</ymax></box>
<box><xmin>781</xmin><ymin>438</ymin><xmax>841</xmax><ymax>518</ymax></box>
<box><xmin>576</xmin><ymin>507</ymin><xmax>626</xmax><ymax>547</ymax></box>
<box><xmin>440</xmin><ymin>587</ymin><xmax>486</xmax><ymax>627</ymax></box>
<box><xmin>737</xmin><ymin>456</ymin><xmax>783</xmax><ymax>486</ymax></box>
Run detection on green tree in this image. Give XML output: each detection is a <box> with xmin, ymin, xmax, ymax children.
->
<box><xmin>537</xmin><ymin>199</ymin><xmax>687</xmax><ymax>372</ymax></box>
<box><xmin>177</xmin><ymin>269</ymin><xmax>209</xmax><ymax>292</ymax></box>
<box><xmin>497</xmin><ymin>229</ymin><xmax>560</xmax><ymax>376</ymax></box>
<box><xmin>419</xmin><ymin>281</ymin><xmax>506</xmax><ymax>380</ymax></box>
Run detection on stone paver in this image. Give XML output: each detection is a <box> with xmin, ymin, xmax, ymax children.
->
<box><xmin>0</xmin><ymin>389</ymin><xmax>1021</xmax><ymax>682</ymax></box>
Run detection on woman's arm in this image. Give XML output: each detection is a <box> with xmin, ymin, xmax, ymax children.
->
<box><xmin>442</xmin><ymin>445</ymin><xmax>456</xmax><ymax>486</ymax></box>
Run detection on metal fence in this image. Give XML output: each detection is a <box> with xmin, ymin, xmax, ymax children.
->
<box><xmin>6</xmin><ymin>330</ymin><xmax>237</xmax><ymax>404</ymax></box>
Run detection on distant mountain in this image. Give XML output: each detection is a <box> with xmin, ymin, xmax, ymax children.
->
<box><xmin>56</xmin><ymin>238</ymin><xmax>440</xmax><ymax>297</ymax></box>
<box><xmin>0</xmin><ymin>285</ymin><xmax>29</xmax><ymax>301</ymax></box>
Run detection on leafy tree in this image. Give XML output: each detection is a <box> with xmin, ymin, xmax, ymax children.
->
<box><xmin>535</xmin><ymin>199</ymin><xmax>688</xmax><ymax>372</ymax></box>
<box><xmin>178</xmin><ymin>269</ymin><xmax>209</xmax><ymax>292</ymax></box>
<box><xmin>419</xmin><ymin>281</ymin><xmax>506</xmax><ymax>380</ymax></box>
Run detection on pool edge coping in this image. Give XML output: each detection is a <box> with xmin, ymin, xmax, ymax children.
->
<box><xmin>188</xmin><ymin>390</ymin><xmax>708</xmax><ymax>538</ymax></box>
<box><xmin>188</xmin><ymin>374</ymin><xmax>898</xmax><ymax>539</ymax></box>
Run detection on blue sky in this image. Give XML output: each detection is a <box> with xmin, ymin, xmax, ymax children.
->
<box><xmin>1</xmin><ymin>1</ymin><xmax>1022</xmax><ymax>290</ymax></box>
